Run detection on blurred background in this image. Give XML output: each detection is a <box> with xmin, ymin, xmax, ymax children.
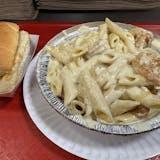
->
<box><xmin>0</xmin><ymin>0</ymin><xmax>160</xmax><ymax>22</ymax></box>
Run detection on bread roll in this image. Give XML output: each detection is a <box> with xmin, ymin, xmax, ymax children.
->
<box><xmin>0</xmin><ymin>22</ymin><xmax>19</xmax><ymax>76</ymax></box>
<box><xmin>0</xmin><ymin>31</ymin><xmax>30</xmax><ymax>93</ymax></box>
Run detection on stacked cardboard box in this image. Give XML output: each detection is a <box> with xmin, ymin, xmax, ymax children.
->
<box><xmin>0</xmin><ymin>0</ymin><xmax>38</xmax><ymax>20</ymax></box>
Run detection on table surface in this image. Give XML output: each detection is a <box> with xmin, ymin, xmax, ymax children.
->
<box><xmin>0</xmin><ymin>22</ymin><xmax>160</xmax><ymax>160</ymax></box>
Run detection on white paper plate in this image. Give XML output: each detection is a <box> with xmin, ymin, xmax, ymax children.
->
<box><xmin>23</xmin><ymin>54</ymin><xmax>160</xmax><ymax>160</ymax></box>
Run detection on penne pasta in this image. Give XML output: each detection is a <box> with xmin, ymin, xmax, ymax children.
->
<box><xmin>78</xmin><ymin>70</ymin><xmax>113</xmax><ymax>123</ymax></box>
<box><xmin>118</xmin><ymin>74</ymin><xmax>150</xmax><ymax>86</ymax></box>
<box><xmin>46</xmin><ymin>45</ymin><xmax>73</xmax><ymax>64</ymax></box>
<box><xmin>46</xmin><ymin>17</ymin><xmax>160</xmax><ymax>124</ymax></box>
<box><xmin>105</xmin><ymin>18</ymin><xmax>137</xmax><ymax>53</ymax></box>
<box><xmin>46</xmin><ymin>58</ymin><xmax>63</xmax><ymax>96</ymax></box>
<box><xmin>104</xmin><ymin>87</ymin><xmax>125</xmax><ymax>105</ymax></box>
<box><xmin>61</xmin><ymin>67</ymin><xmax>78</xmax><ymax>105</ymax></box>
<box><xmin>127</xmin><ymin>87</ymin><xmax>160</xmax><ymax>108</ymax></box>
<box><xmin>68</xmin><ymin>100</ymin><xmax>86</xmax><ymax>115</ymax></box>
<box><xmin>115</xmin><ymin>112</ymin><xmax>139</xmax><ymax>123</ymax></box>
<box><xmin>110</xmin><ymin>100</ymin><xmax>140</xmax><ymax>116</ymax></box>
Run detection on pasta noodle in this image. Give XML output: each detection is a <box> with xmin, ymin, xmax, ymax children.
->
<box><xmin>61</xmin><ymin>67</ymin><xmax>78</xmax><ymax>105</ymax></box>
<box><xmin>105</xmin><ymin>18</ymin><xmax>137</xmax><ymax>53</ymax></box>
<box><xmin>110</xmin><ymin>100</ymin><xmax>140</xmax><ymax>116</ymax></box>
<box><xmin>118</xmin><ymin>74</ymin><xmax>150</xmax><ymax>86</ymax></box>
<box><xmin>104</xmin><ymin>87</ymin><xmax>125</xmax><ymax>105</ymax></box>
<box><xmin>127</xmin><ymin>87</ymin><xmax>160</xmax><ymax>108</ymax></box>
<box><xmin>68</xmin><ymin>100</ymin><xmax>86</xmax><ymax>115</ymax></box>
<box><xmin>73</xmin><ymin>31</ymin><xmax>99</xmax><ymax>57</ymax></box>
<box><xmin>78</xmin><ymin>70</ymin><xmax>114</xmax><ymax>123</ymax></box>
<box><xmin>46</xmin><ymin>18</ymin><xmax>160</xmax><ymax>124</ymax></box>
<box><xmin>46</xmin><ymin>44</ymin><xmax>73</xmax><ymax>64</ymax></box>
<box><xmin>46</xmin><ymin>58</ymin><xmax>63</xmax><ymax>96</ymax></box>
<box><xmin>115</xmin><ymin>113</ymin><xmax>139</xmax><ymax>123</ymax></box>
<box><xmin>109</xmin><ymin>33</ymin><xmax>128</xmax><ymax>53</ymax></box>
